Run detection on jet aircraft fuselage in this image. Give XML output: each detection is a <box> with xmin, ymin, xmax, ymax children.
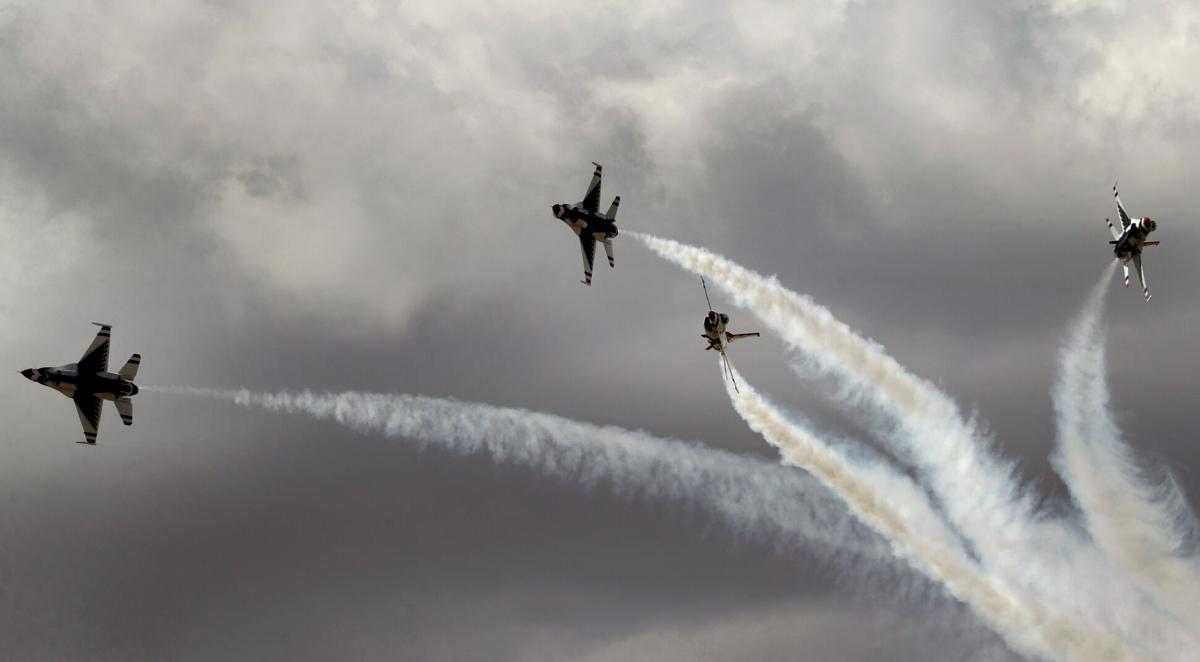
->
<box><xmin>21</xmin><ymin>365</ymin><xmax>138</xmax><ymax>401</ymax></box>
<box><xmin>1111</xmin><ymin>217</ymin><xmax>1157</xmax><ymax>260</ymax></box>
<box><xmin>702</xmin><ymin>311</ymin><xmax>760</xmax><ymax>353</ymax></box>
<box><xmin>552</xmin><ymin>203</ymin><xmax>619</xmax><ymax>240</ymax></box>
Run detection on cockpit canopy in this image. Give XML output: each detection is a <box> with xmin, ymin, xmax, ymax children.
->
<box><xmin>1143</xmin><ymin>218</ymin><xmax>1157</xmax><ymax>232</ymax></box>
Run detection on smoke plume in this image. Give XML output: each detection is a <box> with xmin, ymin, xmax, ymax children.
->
<box><xmin>146</xmin><ymin>386</ymin><xmax>892</xmax><ymax>564</ymax></box>
<box><xmin>634</xmin><ymin>232</ymin><xmax>1199</xmax><ymax>659</ymax></box>
<box><xmin>631</xmin><ymin>232</ymin><xmax>1042</xmax><ymax>579</ymax></box>
<box><xmin>1052</xmin><ymin>265</ymin><xmax>1200</xmax><ymax>620</ymax></box>
<box><xmin>722</xmin><ymin>366</ymin><xmax>1125</xmax><ymax>661</ymax></box>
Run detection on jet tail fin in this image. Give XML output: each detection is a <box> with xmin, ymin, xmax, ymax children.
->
<box><xmin>114</xmin><ymin>398</ymin><xmax>133</xmax><ymax>426</ymax></box>
<box><xmin>118</xmin><ymin>354</ymin><xmax>141</xmax><ymax>380</ymax></box>
<box><xmin>606</xmin><ymin>196</ymin><xmax>620</xmax><ymax>221</ymax></box>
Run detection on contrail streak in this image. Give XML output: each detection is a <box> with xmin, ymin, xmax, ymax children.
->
<box><xmin>721</xmin><ymin>365</ymin><xmax>1126</xmax><ymax>662</ymax></box>
<box><xmin>1052</xmin><ymin>265</ymin><xmax>1200</xmax><ymax>620</ymax></box>
<box><xmin>147</xmin><ymin>386</ymin><xmax>891</xmax><ymax>564</ymax></box>
<box><xmin>631</xmin><ymin>232</ymin><xmax>1040</xmax><ymax>579</ymax></box>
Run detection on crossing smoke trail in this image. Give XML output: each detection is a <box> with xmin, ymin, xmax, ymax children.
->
<box><xmin>147</xmin><ymin>386</ymin><xmax>890</xmax><ymax>564</ymax></box>
<box><xmin>721</xmin><ymin>365</ymin><xmax>1124</xmax><ymax>662</ymax></box>
<box><xmin>629</xmin><ymin>232</ymin><xmax>1043</xmax><ymax>577</ymax></box>
<box><xmin>1053</xmin><ymin>265</ymin><xmax>1200</xmax><ymax>620</ymax></box>
<box><xmin>632</xmin><ymin>232</ymin><xmax>1198</xmax><ymax>659</ymax></box>
<box><xmin>146</xmin><ymin>387</ymin><xmax>1026</xmax><ymax>653</ymax></box>
<box><xmin>147</xmin><ymin>387</ymin><xmax>1034</xmax><ymax>652</ymax></box>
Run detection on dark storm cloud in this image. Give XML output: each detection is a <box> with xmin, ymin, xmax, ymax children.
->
<box><xmin>2</xmin><ymin>0</ymin><xmax>1199</xmax><ymax>659</ymax></box>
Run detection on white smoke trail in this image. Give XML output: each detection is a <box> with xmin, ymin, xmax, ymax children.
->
<box><xmin>631</xmin><ymin>232</ymin><xmax>1041</xmax><ymax>576</ymax></box>
<box><xmin>721</xmin><ymin>365</ymin><xmax>1127</xmax><ymax>662</ymax></box>
<box><xmin>632</xmin><ymin>232</ymin><xmax>1199</xmax><ymax>658</ymax></box>
<box><xmin>1052</xmin><ymin>266</ymin><xmax>1200</xmax><ymax>620</ymax></box>
<box><xmin>147</xmin><ymin>386</ymin><xmax>1027</xmax><ymax>653</ymax></box>
<box><xmin>147</xmin><ymin>386</ymin><xmax>891</xmax><ymax>564</ymax></box>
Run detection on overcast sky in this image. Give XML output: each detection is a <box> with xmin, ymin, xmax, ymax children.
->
<box><xmin>2</xmin><ymin>1</ymin><xmax>1199</xmax><ymax>660</ymax></box>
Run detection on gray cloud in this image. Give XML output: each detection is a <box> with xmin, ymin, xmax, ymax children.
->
<box><xmin>2</xmin><ymin>0</ymin><xmax>1199</xmax><ymax>659</ymax></box>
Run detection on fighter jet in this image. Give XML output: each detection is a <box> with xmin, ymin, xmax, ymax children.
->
<box><xmin>1107</xmin><ymin>183</ymin><xmax>1160</xmax><ymax>301</ymax></box>
<box><xmin>551</xmin><ymin>162</ymin><xmax>620</xmax><ymax>285</ymax></box>
<box><xmin>700</xmin><ymin>278</ymin><xmax>760</xmax><ymax>392</ymax></box>
<box><xmin>20</xmin><ymin>323</ymin><xmax>141</xmax><ymax>445</ymax></box>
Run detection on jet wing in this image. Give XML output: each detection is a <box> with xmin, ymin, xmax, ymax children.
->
<box><xmin>78</xmin><ymin>323</ymin><xmax>111</xmax><ymax>374</ymax></box>
<box><xmin>581</xmin><ymin>163</ymin><xmax>602</xmax><ymax>213</ymax></box>
<box><xmin>726</xmin><ymin>332</ymin><xmax>761</xmax><ymax>344</ymax></box>
<box><xmin>579</xmin><ymin>233</ymin><xmax>597</xmax><ymax>285</ymax></box>
<box><xmin>1113</xmin><ymin>183</ymin><xmax>1132</xmax><ymax>229</ymax></box>
<box><xmin>74</xmin><ymin>393</ymin><xmax>102</xmax><ymax>444</ymax></box>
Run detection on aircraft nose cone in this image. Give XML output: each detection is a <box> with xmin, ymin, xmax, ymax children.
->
<box><xmin>20</xmin><ymin>368</ymin><xmax>33</xmax><ymax>380</ymax></box>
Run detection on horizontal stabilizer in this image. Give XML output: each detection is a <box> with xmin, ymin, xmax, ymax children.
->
<box><xmin>118</xmin><ymin>353</ymin><xmax>141</xmax><ymax>380</ymax></box>
<box><xmin>606</xmin><ymin>196</ymin><xmax>620</xmax><ymax>221</ymax></box>
<box><xmin>114</xmin><ymin>398</ymin><xmax>134</xmax><ymax>426</ymax></box>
